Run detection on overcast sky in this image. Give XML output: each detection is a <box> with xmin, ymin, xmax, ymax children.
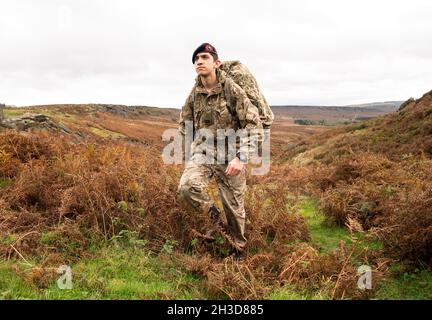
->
<box><xmin>1</xmin><ymin>0</ymin><xmax>431</xmax><ymax>107</ymax></box>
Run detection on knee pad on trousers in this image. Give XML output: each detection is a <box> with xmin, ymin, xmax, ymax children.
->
<box><xmin>177</xmin><ymin>184</ymin><xmax>199</xmax><ymax>203</ymax></box>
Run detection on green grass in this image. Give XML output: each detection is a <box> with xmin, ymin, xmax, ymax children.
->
<box><xmin>0</xmin><ymin>178</ymin><xmax>11</xmax><ymax>189</ymax></box>
<box><xmin>89</xmin><ymin>127</ymin><xmax>125</xmax><ymax>139</ymax></box>
<box><xmin>297</xmin><ymin>197</ymin><xmax>382</xmax><ymax>253</ymax></box>
<box><xmin>298</xmin><ymin>198</ymin><xmax>350</xmax><ymax>252</ymax></box>
<box><xmin>266</xmin><ymin>286</ymin><xmax>329</xmax><ymax>300</ymax></box>
<box><xmin>0</xmin><ymin>244</ymin><xmax>203</xmax><ymax>300</ymax></box>
<box><xmin>51</xmin><ymin>113</ymin><xmax>78</xmax><ymax>124</ymax></box>
<box><xmin>3</xmin><ymin>109</ymin><xmax>27</xmax><ymax>118</ymax></box>
<box><xmin>375</xmin><ymin>267</ymin><xmax>432</xmax><ymax>300</ymax></box>
<box><xmin>0</xmin><ymin>264</ymin><xmax>39</xmax><ymax>299</ymax></box>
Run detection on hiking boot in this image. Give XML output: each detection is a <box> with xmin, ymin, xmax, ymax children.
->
<box><xmin>234</xmin><ymin>251</ymin><xmax>245</xmax><ymax>262</ymax></box>
<box><xmin>230</xmin><ymin>245</ymin><xmax>246</xmax><ymax>261</ymax></box>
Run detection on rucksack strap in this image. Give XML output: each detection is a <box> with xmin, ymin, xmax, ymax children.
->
<box><xmin>223</xmin><ymin>77</ymin><xmax>237</xmax><ymax>118</ymax></box>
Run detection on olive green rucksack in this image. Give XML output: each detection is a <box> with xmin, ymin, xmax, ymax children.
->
<box><xmin>220</xmin><ymin>61</ymin><xmax>274</xmax><ymax>129</ymax></box>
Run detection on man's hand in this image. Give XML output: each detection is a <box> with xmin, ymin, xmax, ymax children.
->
<box><xmin>225</xmin><ymin>157</ymin><xmax>244</xmax><ymax>176</ymax></box>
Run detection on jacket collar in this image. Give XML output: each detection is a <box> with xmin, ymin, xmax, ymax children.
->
<box><xmin>194</xmin><ymin>68</ymin><xmax>226</xmax><ymax>95</ymax></box>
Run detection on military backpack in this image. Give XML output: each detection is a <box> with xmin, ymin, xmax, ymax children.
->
<box><xmin>220</xmin><ymin>60</ymin><xmax>274</xmax><ymax>129</ymax></box>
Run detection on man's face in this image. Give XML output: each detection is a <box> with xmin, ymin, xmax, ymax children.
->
<box><xmin>194</xmin><ymin>52</ymin><xmax>221</xmax><ymax>76</ymax></box>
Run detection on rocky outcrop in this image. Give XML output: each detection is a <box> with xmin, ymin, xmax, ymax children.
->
<box><xmin>0</xmin><ymin>113</ymin><xmax>72</xmax><ymax>134</ymax></box>
<box><xmin>99</xmin><ymin>104</ymin><xmax>176</xmax><ymax>118</ymax></box>
<box><xmin>398</xmin><ymin>97</ymin><xmax>415</xmax><ymax>112</ymax></box>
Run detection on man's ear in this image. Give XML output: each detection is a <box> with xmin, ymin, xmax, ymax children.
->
<box><xmin>215</xmin><ymin>59</ymin><xmax>221</xmax><ymax>68</ymax></box>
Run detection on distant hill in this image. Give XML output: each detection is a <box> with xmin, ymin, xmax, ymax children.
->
<box><xmin>0</xmin><ymin>103</ymin><xmax>180</xmax><ymax>147</ymax></box>
<box><xmin>1</xmin><ymin>100</ymin><xmax>404</xmax><ymax>130</ymax></box>
<box><xmin>285</xmin><ymin>92</ymin><xmax>431</xmax><ymax>162</ymax></box>
<box><xmin>341</xmin><ymin>101</ymin><xmax>403</xmax><ymax>112</ymax></box>
<box><xmin>18</xmin><ymin>103</ymin><xmax>180</xmax><ymax>121</ymax></box>
<box><xmin>271</xmin><ymin>101</ymin><xmax>403</xmax><ymax>124</ymax></box>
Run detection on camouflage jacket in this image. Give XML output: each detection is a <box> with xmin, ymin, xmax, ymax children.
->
<box><xmin>179</xmin><ymin>68</ymin><xmax>263</xmax><ymax>163</ymax></box>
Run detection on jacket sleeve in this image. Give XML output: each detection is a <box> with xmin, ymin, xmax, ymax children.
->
<box><xmin>178</xmin><ymin>88</ymin><xmax>195</xmax><ymax>161</ymax></box>
<box><xmin>226</xmin><ymin>79</ymin><xmax>263</xmax><ymax>161</ymax></box>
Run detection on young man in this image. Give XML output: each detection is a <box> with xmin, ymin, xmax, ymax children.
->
<box><xmin>177</xmin><ymin>43</ymin><xmax>262</xmax><ymax>257</ymax></box>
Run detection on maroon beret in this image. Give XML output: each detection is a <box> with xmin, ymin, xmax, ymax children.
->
<box><xmin>192</xmin><ymin>43</ymin><xmax>218</xmax><ymax>63</ymax></box>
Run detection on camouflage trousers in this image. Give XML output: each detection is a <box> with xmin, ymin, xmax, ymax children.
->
<box><xmin>177</xmin><ymin>158</ymin><xmax>247</xmax><ymax>249</ymax></box>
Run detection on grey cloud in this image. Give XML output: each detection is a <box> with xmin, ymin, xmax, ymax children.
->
<box><xmin>0</xmin><ymin>0</ymin><xmax>431</xmax><ymax>106</ymax></box>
